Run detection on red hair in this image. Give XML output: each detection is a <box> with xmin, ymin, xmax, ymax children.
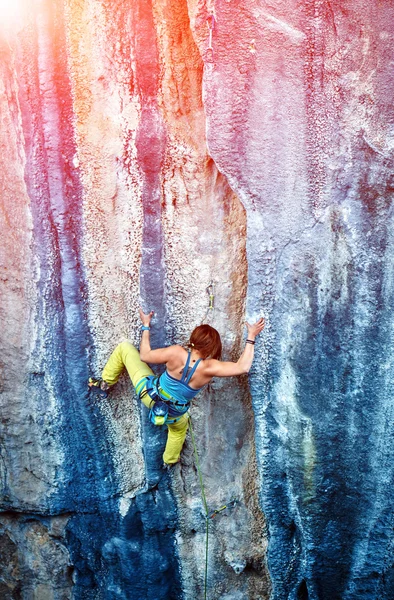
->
<box><xmin>189</xmin><ymin>325</ymin><xmax>222</xmax><ymax>360</ymax></box>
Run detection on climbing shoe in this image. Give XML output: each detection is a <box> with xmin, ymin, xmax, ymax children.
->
<box><xmin>162</xmin><ymin>461</ymin><xmax>180</xmax><ymax>473</ymax></box>
<box><xmin>88</xmin><ymin>377</ymin><xmax>111</xmax><ymax>399</ymax></box>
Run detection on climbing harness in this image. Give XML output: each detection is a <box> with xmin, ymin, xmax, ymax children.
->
<box><xmin>189</xmin><ymin>418</ymin><xmax>238</xmax><ymax>599</ymax></box>
<box><xmin>136</xmin><ymin>378</ymin><xmax>176</xmax><ymax>425</ymax></box>
<box><xmin>206</xmin><ymin>15</ymin><xmax>215</xmax><ymax>63</ymax></box>
<box><xmin>148</xmin><ymin>399</ymin><xmax>169</xmax><ymax>426</ymax></box>
<box><xmin>135</xmin><ymin>363</ymin><xmax>200</xmax><ymax>426</ymax></box>
<box><xmin>203</xmin><ymin>280</ymin><xmax>215</xmax><ymax>324</ymax></box>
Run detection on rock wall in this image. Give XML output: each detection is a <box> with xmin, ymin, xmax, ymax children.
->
<box><xmin>0</xmin><ymin>0</ymin><xmax>393</xmax><ymax>599</ymax></box>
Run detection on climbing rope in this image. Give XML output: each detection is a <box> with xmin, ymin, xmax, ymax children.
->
<box><xmin>189</xmin><ymin>417</ymin><xmax>209</xmax><ymax>600</ymax></box>
<box><xmin>189</xmin><ymin>417</ymin><xmax>238</xmax><ymax>599</ymax></box>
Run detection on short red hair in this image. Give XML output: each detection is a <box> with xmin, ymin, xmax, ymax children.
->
<box><xmin>189</xmin><ymin>325</ymin><xmax>222</xmax><ymax>360</ymax></box>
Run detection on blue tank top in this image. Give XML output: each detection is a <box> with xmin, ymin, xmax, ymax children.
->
<box><xmin>159</xmin><ymin>351</ymin><xmax>203</xmax><ymax>405</ymax></box>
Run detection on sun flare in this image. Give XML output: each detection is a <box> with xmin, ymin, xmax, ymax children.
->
<box><xmin>0</xmin><ymin>0</ymin><xmax>21</xmax><ymax>23</ymax></box>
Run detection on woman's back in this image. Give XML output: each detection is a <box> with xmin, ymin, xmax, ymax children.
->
<box><xmin>164</xmin><ymin>346</ymin><xmax>211</xmax><ymax>389</ymax></box>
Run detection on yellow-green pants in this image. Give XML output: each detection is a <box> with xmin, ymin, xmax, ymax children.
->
<box><xmin>102</xmin><ymin>341</ymin><xmax>188</xmax><ymax>464</ymax></box>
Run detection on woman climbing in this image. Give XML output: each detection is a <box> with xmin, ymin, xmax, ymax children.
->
<box><xmin>89</xmin><ymin>309</ymin><xmax>265</xmax><ymax>467</ymax></box>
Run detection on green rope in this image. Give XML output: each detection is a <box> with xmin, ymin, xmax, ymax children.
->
<box><xmin>189</xmin><ymin>417</ymin><xmax>209</xmax><ymax>600</ymax></box>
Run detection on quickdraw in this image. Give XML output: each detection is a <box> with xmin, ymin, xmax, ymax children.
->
<box><xmin>208</xmin><ymin>497</ymin><xmax>238</xmax><ymax>520</ymax></box>
<box><xmin>203</xmin><ymin>280</ymin><xmax>215</xmax><ymax>323</ymax></box>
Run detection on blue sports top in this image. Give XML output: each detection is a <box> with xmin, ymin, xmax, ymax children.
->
<box><xmin>158</xmin><ymin>351</ymin><xmax>203</xmax><ymax>413</ymax></box>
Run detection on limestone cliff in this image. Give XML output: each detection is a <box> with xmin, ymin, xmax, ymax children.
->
<box><xmin>0</xmin><ymin>1</ymin><xmax>393</xmax><ymax>599</ymax></box>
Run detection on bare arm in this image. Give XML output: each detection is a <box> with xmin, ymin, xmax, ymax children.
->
<box><xmin>206</xmin><ymin>318</ymin><xmax>265</xmax><ymax>377</ymax></box>
<box><xmin>139</xmin><ymin>308</ymin><xmax>178</xmax><ymax>364</ymax></box>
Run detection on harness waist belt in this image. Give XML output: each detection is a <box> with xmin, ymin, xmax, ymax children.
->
<box><xmin>155</xmin><ymin>381</ymin><xmax>190</xmax><ymax>411</ymax></box>
<box><xmin>137</xmin><ymin>375</ymin><xmax>190</xmax><ymax>416</ymax></box>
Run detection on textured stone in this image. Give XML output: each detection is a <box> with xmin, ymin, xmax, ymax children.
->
<box><xmin>0</xmin><ymin>513</ymin><xmax>73</xmax><ymax>599</ymax></box>
<box><xmin>187</xmin><ymin>0</ymin><xmax>394</xmax><ymax>598</ymax></box>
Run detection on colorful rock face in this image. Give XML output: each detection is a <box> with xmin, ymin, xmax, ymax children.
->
<box><xmin>0</xmin><ymin>1</ymin><xmax>393</xmax><ymax>598</ymax></box>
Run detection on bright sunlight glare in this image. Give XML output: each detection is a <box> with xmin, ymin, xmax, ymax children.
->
<box><xmin>0</xmin><ymin>0</ymin><xmax>22</xmax><ymax>26</ymax></box>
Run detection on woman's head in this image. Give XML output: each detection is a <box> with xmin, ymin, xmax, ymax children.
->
<box><xmin>189</xmin><ymin>324</ymin><xmax>222</xmax><ymax>360</ymax></box>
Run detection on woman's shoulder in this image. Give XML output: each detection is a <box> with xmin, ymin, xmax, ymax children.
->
<box><xmin>165</xmin><ymin>344</ymin><xmax>187</xmax><ymax>361</ymax></box>
<box><xmin>202</xmin><ymin>357</ymin><xmax>220</xmax><ymax>365</ymax></box>
<box><xmin>168</xmin><ymin>344</ymin><xmax>186</xmax><ymax>353</ymax></box>
<box><xmin>200</xmin><ymin>357</ymin><xmax>219</xmax><ymax>372</ymax></box>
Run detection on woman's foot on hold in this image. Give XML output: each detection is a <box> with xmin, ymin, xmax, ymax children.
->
<box><xmin>162</xmin><ymin>461</ymin><xmax>180</xmax><ymax>473</ymax></box>
<box><xmin>88</xmin><ymin>377</ymin><xmax>111</xmax><ymax>399</ymax></box>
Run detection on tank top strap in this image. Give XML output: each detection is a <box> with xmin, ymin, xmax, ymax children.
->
<box><xmin>180</xmin><ymin>351</ymin><xmax>192</xmax><ymax>383</ymax></box>
<box><xmin>184</xmin><ymin>358</ymin><xmax>202</xmax><ymax>385</ymax></box>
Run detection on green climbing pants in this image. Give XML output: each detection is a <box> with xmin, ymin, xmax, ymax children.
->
<box><xmin>101</xmin><ymin>341</ymin><xmax>189</xmax><ymax>464</ymax></box>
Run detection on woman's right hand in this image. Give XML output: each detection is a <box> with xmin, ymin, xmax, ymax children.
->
<box><xmin>139</xmin><ymin>308</ymin><xmax>154</xmax><ymax>327</ymax></box>
<box><xmin>245</xmin><ymin>317</ymin><xmax>265</xmax><ymax>340</ymax></box>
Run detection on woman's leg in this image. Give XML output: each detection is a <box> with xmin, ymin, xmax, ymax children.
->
<box><xmin>101</xmin><ymin>342</ymin><xmax>153</xmax><ymax>408</ymax></box>
<box><xmin>101</xmin><ymin>341</ymin><xmax>187</xmax><ymax>462</ymax></box>
<box><xmin>163</xmin><ymin>414</ymin><xmax>189</xmax><ymax>464</ymax></box>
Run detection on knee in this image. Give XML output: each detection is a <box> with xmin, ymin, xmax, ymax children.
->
<box><xmin>118</xmin><ymin>341</ymin><xmax>135</xmax><ymax>351</ymax></box>
<box><xmin>178</xmin><ymin>416</ymin><xmax>189</xmax><ymax>432</ymax></box>
<box><xmin>117</xmin><ymin>341</ymin><xmax>137</xmax><ymax>357</ymax></box>
<box><xmin>168</xmin><ymin>431</ymin><xmax>185</xmax><ymax>442</ymax></box>
<box><xmin>168</xmin><ymin>421</ymin><xmax>188</xmax><ymax>438</ymax></box>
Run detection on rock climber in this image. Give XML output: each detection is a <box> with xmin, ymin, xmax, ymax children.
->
<box><xmin>89</xmin><ymin>309</ymin><xmax>265</xmax><ymax>468</ymax></box>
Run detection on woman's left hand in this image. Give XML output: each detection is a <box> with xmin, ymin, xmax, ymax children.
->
<box><xmin>245</xmin><ymin>317</ymin><xmax>265</xmax><ymax>339</ymax></box>
<box><xmin>139</xmin><ymin>308</ymin><xmax>154</xmax><ymax>327</ymax></box>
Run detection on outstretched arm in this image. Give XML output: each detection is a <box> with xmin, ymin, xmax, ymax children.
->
<box><xmin>206</xmin><ymin>318</ymin><xmax>265</xmax><ymax>377</ymax></box>
<box><xmin>139</xmin><ymin>308</ymin><xmax>175</xmax><ymax>364</ymax></box>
